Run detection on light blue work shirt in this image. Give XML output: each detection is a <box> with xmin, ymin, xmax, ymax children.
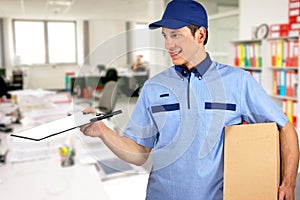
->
<box><xmin>123</xmin><ymin>54</ymin><xmax>289</xmax><ymax>200</ymax></box>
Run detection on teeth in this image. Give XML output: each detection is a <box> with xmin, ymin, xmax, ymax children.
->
<box><xmin>171</xmin><ymin>49</ymin><xmax>182</xmax><ymax>55</ymax></box>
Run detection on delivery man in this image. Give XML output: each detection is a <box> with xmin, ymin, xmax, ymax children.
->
<box><xmin>81</xmin><ymin>1</ymin><xmax>299</xmax><ymax>199</ymax></box>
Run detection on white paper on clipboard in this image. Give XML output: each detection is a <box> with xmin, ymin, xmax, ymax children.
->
<box><xmin>10</xmin><ymin>112</ymin><xmax>96</xmax><ymax>141</ymax></box>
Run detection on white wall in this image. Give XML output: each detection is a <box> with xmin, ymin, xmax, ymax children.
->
<box><xmin>3</xmin><ymin>18</ymin><xmax>14</xmax><ymax>68</ymax></box>
<box><xmin>87</xmin><ymin>19</ymin><xmax>127</xmax><ymax>72</ymax></box>
<box><xmin>239</xmin><ymin>0</ymin><xmax>288</xmax><ymax>40</ymax></box>
<box><xmin>76</xmin><ymin>20</ymin><xmax>85</xmax><ymax>66</ymax></box>
<box><xmin>23</xmin><ymin>65</ymin><xmax>79</xmax><ymax>90</ymax></box>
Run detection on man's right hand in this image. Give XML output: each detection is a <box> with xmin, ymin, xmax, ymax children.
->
<box><xmin>80</xmin><ymin>107</ymin><xmax>108</xmax><ymax>138</ymax></box>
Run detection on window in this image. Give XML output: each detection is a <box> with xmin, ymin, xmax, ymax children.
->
<box><xmin>13</xmin><ymin>20</ymin><xmax>77</xmax><ymax>65</ymax></box>
<box><xmin>47</xmin><ymin>22</ymin><xmax>76</xmax><ymax>63</ymax></box>
<box><xmin>14</xmin><ymin>21</ymin><xmax>45</xmax><ymax>64</ymax></box>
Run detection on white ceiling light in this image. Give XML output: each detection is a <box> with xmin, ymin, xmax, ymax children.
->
<box><xmin>48</xmin><ymin>0</ymin><xmax>72</xmax><ymax>7</ymax></box>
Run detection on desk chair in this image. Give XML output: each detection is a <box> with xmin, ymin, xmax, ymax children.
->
<box><xmin>96</xmin><ymin>80</ymin><xmax>118</xmax><ymax>114</ymax></box>
<box><xmin>100</xmin><ymin>68</ymin><xmax>118</xmax><ymax>85</ymax></box>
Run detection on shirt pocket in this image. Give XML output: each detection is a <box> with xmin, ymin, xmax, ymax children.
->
<box><xmin>204</xmin><ymin>102</ymin><xmax>240</xmax><ymax>126</ymax></box>
<box><xmin>205</xmin><ymin>102</ymin><xmax>236</xmax><ymax>111</ymax></box>
<box><xmin>150</xmin><ymin>103</ymin><xmax>181</xmax><ymax>148</ymax></box>
<box><xmin>151</xmin><ymin>103</ymin><xmax>180</xmax><ymax>113</ymax></box>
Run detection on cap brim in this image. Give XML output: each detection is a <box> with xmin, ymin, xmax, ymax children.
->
<box><xmin>149</xmin><ymin>19</ymin><xmax>189</xmax><ymax>30</ymax></box>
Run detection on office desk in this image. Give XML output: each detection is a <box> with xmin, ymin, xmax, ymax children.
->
<box><xmin>0</xmin><ymin>127</ymin><xmax>111</xmax><ymax>200</ymax></box>
<box><xmin>0</xmin><ymin>89</ymin><xmax>149</xmax><ymax>200</ymax></box>
<box><xmin>119</xmin><ymin>71</ymin><xmax>149</xmax><ymax>97</ymax></box>
<box><xmin>0</xmin><ymin>123</ymin><xmax>148</xmax><ymax>200</ymax></box>
<box><xmin>0</xmin><ymin>159</ymin><xmax>110</xmax><ymax>200</ymax></box>
<box><xmin>70</xmin><ymin>70</ymin><xmax>149</xmax><ymax>98</ymax></box>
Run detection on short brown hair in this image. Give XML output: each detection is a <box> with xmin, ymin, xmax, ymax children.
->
<box><xmin>187</xmin><ymin>24</ymin><xmax>208</xmax><ymax>45</ymax></box>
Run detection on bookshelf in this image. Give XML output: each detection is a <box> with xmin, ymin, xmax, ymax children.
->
<box><xmin>230</xmin><ymin>36</ymin><xmax>299</xmax><ymax>129</ymax></box>
<box><xmin>231</xmin><ymin>39</ymin><xmax>263</xmax><ymax>84</ymax></box>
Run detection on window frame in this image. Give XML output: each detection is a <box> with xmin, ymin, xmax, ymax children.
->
<box><xmin>13</xmin><ymin>19</ymin><xmax>78</xmax><ymax>65</ymax></box>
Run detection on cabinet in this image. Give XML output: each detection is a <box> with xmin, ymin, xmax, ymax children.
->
<box><xmin>230</xmin><ymin>36</ymin><xmax>300</xmax><ymax>129</ymax></box>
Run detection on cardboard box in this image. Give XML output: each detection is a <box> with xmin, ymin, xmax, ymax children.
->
<box><xmin>289</xmin><ymin>29</ymin><xmax>300</xmax><ymax>36</ymax></box>
<box><xmin>269</xmin><ymin>30</ymin><xmax>289</xmax><ymax>38</ymax></box>
<box><xmin>290</xmin><ymin>1</ymin><xmax>300</xmax><ymax>9</ymax></box>
<box><xmin>290</xmin><ymin>15</ymin><xmax>300</xmax><ymax>23</ymax></box>
<box><xmin>269</xmin><ymin>24</ymin><xmax>291</xmax><ymax>38</ymax></box>
<box><xmin>291</xmin><ymin>22</ymin><xmax>300</xmax><ymax>30</ymax></box>
<box><xmin>290</xmin><ymin>8</ymin><xmax>300</xmax><ymax>17</ymax></box>
<box><xmin>223</xmin><ymin>122</ymin><xmax>280</xmax><ymax>200</ymax></box>
<box><xmin>270</xmin><ymin>24</ymin><xmax>290</xmax><ymax>32</ymax></box>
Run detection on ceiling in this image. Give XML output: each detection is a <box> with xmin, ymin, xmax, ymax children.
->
<box><xmin>0</xmin><ymin>0</ymin><xmax>239</xmax><ymax>21</ymax></box>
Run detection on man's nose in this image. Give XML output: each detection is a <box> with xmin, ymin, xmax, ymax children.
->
<box><xmin>165</xmin><ymin>39</ymin><xmax>175</xmax><ymax>50</ymax></box>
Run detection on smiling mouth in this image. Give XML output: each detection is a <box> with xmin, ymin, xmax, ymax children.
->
<box><xmin>170</xmin><ymin>49</ymin><xmax>182</xmax><ymax>57</ymax></box>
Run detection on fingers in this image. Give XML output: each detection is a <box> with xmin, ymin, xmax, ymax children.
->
<box><xmin>80</xmin><ymin>123</ymin><xmax>93</xmax><ymax>134</ymax></box>
<box><xmin>82</xmin><ymin>107</ymin><xmax>97</xmax><ymax>114</ymax></box>
<box><xmin>278</xmin><ymin>185</ymin><xmax>295</xmax><ymax>200</ymax></box>
<box><xmin>80</xmin><ymin>121</ymin><xmax>104</xmax><ymax>138</ymax></box>
<box><xmin>278</xmin><ymin>191</ymin><xmax>284</xmax><ymax>200</ymax></box>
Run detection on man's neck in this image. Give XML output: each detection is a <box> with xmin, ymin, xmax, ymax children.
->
<box><xmin>185</xmin><ymin>51</ymin><xmax>207</xmax><ymax>70</ymax></box>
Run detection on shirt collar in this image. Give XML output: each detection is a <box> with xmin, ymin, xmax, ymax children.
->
<box><xmin>175</xmin><ymin>53</ymin><xmax>212</xmax><ymax>80</ymax></box>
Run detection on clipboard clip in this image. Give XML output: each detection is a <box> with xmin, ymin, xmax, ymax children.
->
<box><xmin>90</xmin><ymin>110</ymin><xmax>122</xmax><ymax>123</ymax></box>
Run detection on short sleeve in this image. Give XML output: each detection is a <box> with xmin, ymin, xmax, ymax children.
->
<box><xmin>122</xmin><ymin>84</ymin><xmax>158</xmax><ymax>148</ymax></box>
<box><xmin>240</xmin><ymin>72</ymin><xmax>289</xmax><ymax>128</ymax></box>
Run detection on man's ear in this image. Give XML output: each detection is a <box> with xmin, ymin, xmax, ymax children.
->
<box><xmin>195</xmin><ymin>27</ymin><xmax>206</xmax><ymax>44</ymax></box>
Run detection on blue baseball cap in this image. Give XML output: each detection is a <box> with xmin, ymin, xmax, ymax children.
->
<box><xmin>149</xmin><ymin>0</ymin><xmax>208</xmax><ymax>30</ymax></box>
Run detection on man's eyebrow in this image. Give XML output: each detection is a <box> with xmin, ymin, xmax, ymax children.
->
<box><xmin>161</xmin><ymin>30</ymin><xmax>179</xmax><ymax>35</ymax></box>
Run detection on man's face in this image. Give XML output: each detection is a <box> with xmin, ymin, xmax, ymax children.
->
<box><xmin>162</xmin><ymin>27</ymin><xmax>201</xmax><ymax>68</ymax></box>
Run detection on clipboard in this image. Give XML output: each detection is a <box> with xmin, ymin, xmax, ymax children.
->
<box><xmin>10</xmin><ymin>110</ymin><xmax>122</xmax><ymax>141</ymax></box>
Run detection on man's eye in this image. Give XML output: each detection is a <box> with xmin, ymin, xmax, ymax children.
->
<box><xmin>170</xmin><ymin>33</ymin><xmax>181</xmax><ymax>39</ymax></box>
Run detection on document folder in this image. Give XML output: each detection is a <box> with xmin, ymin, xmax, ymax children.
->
<box><xmin>10</xmin><ymin>110</ymin><xmax>122</xmax><ymax>141</ymax></box>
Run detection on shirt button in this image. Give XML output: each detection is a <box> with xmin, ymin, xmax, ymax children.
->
<box><xmin>198</xmin><ymin>76</ymin><xmax>202</xmax><ymax>80</ymax></box>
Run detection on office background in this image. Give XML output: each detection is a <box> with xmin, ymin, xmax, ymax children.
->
<box><xmin>0</xmin><ymin>0</ymin><xmax>238</xmax><ymax>90</ymax></box>
<box><xmin>0</xmin><ymin>0</ymin><xmax>285</xmax><ymax>90</ymax></box>
<box><xmin>0</xmin><ymin>0</ymin><xmax>298</xmax><ymax>199</ymax></box>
